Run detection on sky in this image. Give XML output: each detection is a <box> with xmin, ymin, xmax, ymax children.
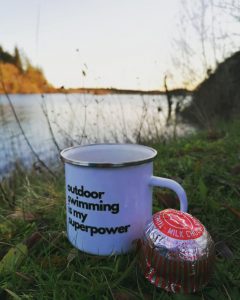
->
<box><xmin>0</xmin><ymin>0</ymin><xmax>239</xmax><ymax>90</ymax></box>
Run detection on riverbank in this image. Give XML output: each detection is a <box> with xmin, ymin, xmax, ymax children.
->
<box><xmin>0</xmin><ymin>119</ymin><xmax>240</xmax><ymax>299</ymax></box>
<box><xmin>0</xmin><ymin>84</ymin><xmax>192</xmax><ymax>96</ymax></box>
<box><xmin>56</xmin><ymin>87</ymin><xmax>192</xmax><ymax>96</ymax></box>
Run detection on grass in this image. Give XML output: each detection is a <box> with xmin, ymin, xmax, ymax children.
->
<box><xmin>0</xmin><ymin>119</ymin><xmax>240</xmax><ymax>299</ymax></box>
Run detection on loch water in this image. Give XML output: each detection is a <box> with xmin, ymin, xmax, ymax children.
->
<box><xmin>0</xmin><ymin>93</ymin><xmax>193</xmax><ymax>177</ymax></box>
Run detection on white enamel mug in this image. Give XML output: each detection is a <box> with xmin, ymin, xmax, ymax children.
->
<box><xmin>60</xmin><ymin>144</ymin><xmax>188</xmax><ymax>255</ymax></box>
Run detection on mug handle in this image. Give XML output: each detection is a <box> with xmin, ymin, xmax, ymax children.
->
<box><xmin>149</xmin><ymin>176</ymin><xmax>188</xmax><ymax>212</ymax></box>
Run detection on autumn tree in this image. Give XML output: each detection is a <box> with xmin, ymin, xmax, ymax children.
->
<box><xmin>0</xmin><ymin>44</ymin><xmax>54</xmax><ymax>94</ymax></box>
<box><xmin>0</xmin><ymin>46</ymin><xmax>15</xmax><ymax>65</ymax></box>
<box><xmin>172</xmin><ymin>0</ymin><xmax>240</xmax><ymax>90</ymax></box>
<box><xmin>14</xmin><ymin>47</ymin><xmax>23</xmax><ymax>72</ymax></box>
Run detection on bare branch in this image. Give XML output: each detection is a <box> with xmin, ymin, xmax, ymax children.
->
<box><xmin>0</xmin><ymin>63</ymin><xmax>56</xmax><ymax>178</ymax></box>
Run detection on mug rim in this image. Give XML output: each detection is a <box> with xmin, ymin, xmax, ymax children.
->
<box><xmin>60</xmin><ymin>143</ymin><xmax>157</xmax><ymax>168</ymax></box>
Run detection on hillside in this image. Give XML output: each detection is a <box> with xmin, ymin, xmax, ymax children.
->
<box><xmin>181</xmin><ymin>51</ymin><xmax>240</xmax><ymax>126</ymax></box>
<box><xmin>0</xmin><ymin>46</ymin><xmax>55</xmax><ymax>94</ymax></box>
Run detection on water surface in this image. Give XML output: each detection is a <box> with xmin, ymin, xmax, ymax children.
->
<box><xmin>0</xmin><ymin>93</ymin><xmax>193</xmax><ymax>177</ymax></box>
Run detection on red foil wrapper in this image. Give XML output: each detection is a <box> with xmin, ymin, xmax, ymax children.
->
<box><xmin>139</xmin><ymin>209</ymin><xmax>215</xmax><ymax>293</ymax></box>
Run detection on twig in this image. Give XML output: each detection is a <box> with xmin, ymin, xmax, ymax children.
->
<box><xmin>117</xmin><ymin>94</ymin><xmax>129</xmax><ymax>141</ymax></box>
<box><xmin>41</xmin><ymin>95</ymin><xmax>61</xmax><ymax>152</ymax></box>
<box><xmin>136</xmin><ymin>96</ymin><xmax>148</xmax><ymax>143</ymax></box>
<box><xmin>222</xmin><ymin>284</ymin><xmax>232</xmax><ymax>300</ymax></box>
<box><xmin>79</xmin><ymin>99</ymin><xmax>88</xmax><ymax>145</ymax></box>
<box><xmin>0</xmin><ymin>182</ymin><xmax>13</xmax><ymax>207</ymax></box>
<box><xmin>164</xmin><ymin>75</ymin><xmax>173</xmax><ymax>125</ymax></box>
<box><xmin>0</xmin><ymin>63</ymin><xmax>56</xmax><ymax>178</ymax></box>
<box><xmin>53</xmin><ymin>121</ymin><xmax>79</xmax><ymax>145</ymax></box>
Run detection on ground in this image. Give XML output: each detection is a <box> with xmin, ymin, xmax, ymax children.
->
<box><xmin>0</xmin><ymin>119</ymin><xmax>240</xmax><ymax>300</ymax></box>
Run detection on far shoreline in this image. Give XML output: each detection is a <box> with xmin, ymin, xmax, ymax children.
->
<box><xmin>0</xmin><ymin>87</ymin><xmax>192</xmax><ymax>97</ymax></box>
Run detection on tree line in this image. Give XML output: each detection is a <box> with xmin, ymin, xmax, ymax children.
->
<box><xmin>0</xmin><ymin>46</ymin><xmax>23</xmax><ymax>71</ymax></box>
<box><xmin>0</xmin><ymin>45</ymin><xmax>54</xmax><ymax>94</ymax></box>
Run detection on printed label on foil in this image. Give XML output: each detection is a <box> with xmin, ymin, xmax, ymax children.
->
<box><xmin>153</xmin><ymin>209</ymin><xmax>204</xmax><ymax>240</ymax></box>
